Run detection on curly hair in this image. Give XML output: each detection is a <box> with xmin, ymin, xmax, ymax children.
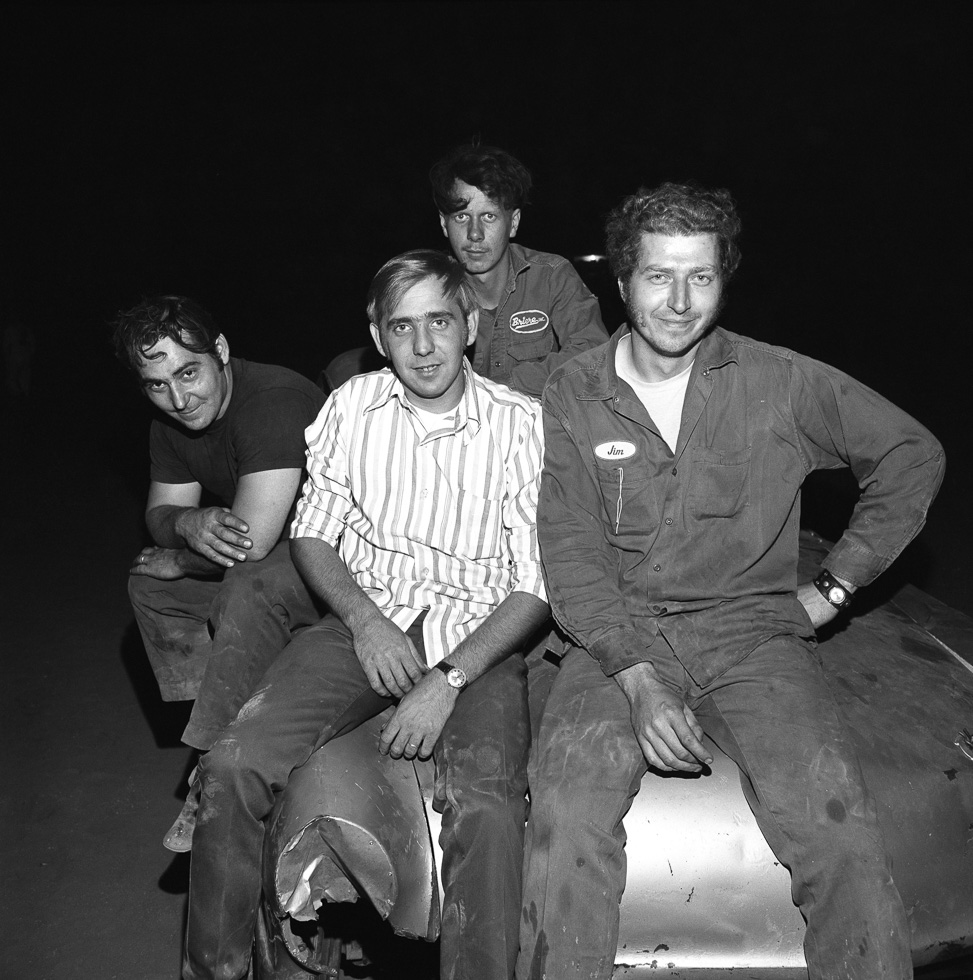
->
<box><xmin>605</xmin><ymin>182</ymin><xmax>742</xmax><ymax>285</ymax></box>
<box><xmin>366</xmin><ymin>249</ymin><xmax>477</xmax><ymax>330</ymax></box>
<box><xmin>430</xmin><ymin>143</ymin><xmax>532</xmax><ymax>214</ymax></box>
<box><xmin>112</xmin><ymin>295</ymin><xmax>220</xmax><ymax>372</ymax></box>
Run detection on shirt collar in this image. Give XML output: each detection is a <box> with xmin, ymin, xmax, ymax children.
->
<box><xmin>365</xmin><ymin>360</ymin><xmax>481</xmax><ymax>438</ymax></box>
<box><xmin>574</xmin><ymin>326</ymin><xmax>737</xmax><ymax>400</ymax></box>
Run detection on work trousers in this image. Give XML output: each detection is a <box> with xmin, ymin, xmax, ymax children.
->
<box><xmin>517</xmin><ymin>637</ymin><xmax>912</xmax><ymax>980</ymax></box>
<box><xmin>183</xmin><ymin>614</ymin><xmax>529</xmax><ymax>980</ymax></box>
<box><xmin>128</xmin><ymin>540</ymin><xmax>322</xmax><ymax>749</ymax></box>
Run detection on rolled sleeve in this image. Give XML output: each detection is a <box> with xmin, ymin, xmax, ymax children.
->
<box><xmin>290</xmin><ymin>394</ymin><xmax>351</xmax><ymax>546</ymax></box>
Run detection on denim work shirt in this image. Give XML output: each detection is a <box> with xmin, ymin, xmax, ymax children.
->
<box><xmin>538</xmin><ymin>327</ymin><xmax>946</xmax><ymax>687</ymax></box>
<box><xmin>470</xmin><ymin>243</ymin><xmax>608</xmax><ymax>397</ymax></box>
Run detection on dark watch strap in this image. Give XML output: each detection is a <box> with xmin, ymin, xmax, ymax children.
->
<box><xmin>813</xmin><ymin>570</ymin><xmax>853</xmax><ymax>610</ymax></box>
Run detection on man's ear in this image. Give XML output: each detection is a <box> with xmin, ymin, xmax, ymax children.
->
<box><xmin>617</xmin><ymin>278</ymin><xmax>627</xmax><ymax>303</ymax></box>
<box><xmin>214</xmin><ymin>334</ymin><xmax>230</xmax><ymax>364</ymax></box>
<box><xmin>509</xmin><ymin>208</ymin><xmax>521</xmax><ymax>239</ymax></box>
<box><xmin>439</xmin><ymin>213</ymin><xmax>449</xmax><ymax>238</ymax></box>
<box><xmin>369</xmin><ymin>323</ymin><xmax>388</xmax><ymax>358</ymax></box>
<box><xmin>464</xmin><ymin>308</ymin><xmax>479</xmax><ymax>347</ymax></box>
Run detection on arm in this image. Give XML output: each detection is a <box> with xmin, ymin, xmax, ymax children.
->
<box><xmin>379</xmin><ymin>591</ymin><xmax>549</xmax><ymax>760</ymax></box>
<box><xmin>291</xmin><ymin>536</ymin><xmax>425</xmax><ymax>699</ymax></box>
<box><xmin>791</xmin><ymin>356</ymin><xmax>946</xmax><ymax>596</ymax></box>
<box><xmin>133</xmin><ymin>468</ymin><xmax>301</xmax><ymax>578</ymax></box>
<box><xmin>510</xmin><ymin>261</ymin><xmax>609</xmax><ymax>396</ymax></box>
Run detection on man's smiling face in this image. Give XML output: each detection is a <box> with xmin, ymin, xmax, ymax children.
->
<box><xmin>136</xmin><ymin>333</ymin><xmax>231</xmax><ymax>430</ymax></box>
<box><xmin>370</xmin><ymin>277</ymin><xmax>478</xmax><ymax>414</ymax></box>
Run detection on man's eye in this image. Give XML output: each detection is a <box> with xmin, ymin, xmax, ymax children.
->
<box><xmin>692</xmin><ymin>275</ymin><xmax>713</xmax><ymax>285</ymax></box>
<box><xmin>181</xmin><ymin>370</ymin><xmax>197</xmax><ymax>380</ymax></box>
<box><xmin>483</xmin><ymin>213</ymin><xmax>497</xmax><ymax>222</ymax></box>
<box><xmin>148</xmin><ymin>383</ymin><xmax>166</xmax><ymax>392</ymax></box>
<box><xmin>391</xmin><ymin>324</ymin><xmax>411</xmax><ymax>334</ymax></box>
<box><xmin>431</xmin><ymin>318</ymin><xmax>449</xmax><ymax>329</ymax></box>
<box><xmin>452</xmin><ymin>214</ymin><xmax>468</xmax><ymax>223</ymax></box>
<box><xmin>648</xmin><ymin>274</ymin><xmax>669</xmax><ymax>284</ymax></box>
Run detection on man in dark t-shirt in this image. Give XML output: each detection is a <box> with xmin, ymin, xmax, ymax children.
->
<box><xmin>113</xmin><ymin>295</ymin><xmax>326</xmax><ymax>849</ymax></box>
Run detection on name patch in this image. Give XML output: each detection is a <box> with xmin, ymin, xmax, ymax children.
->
<box><xmin>595</xmin><ymin>441</ymin><xmax>637</xmax><ymax>460</ymax></box>
<box><xmin>509</xmin><ymin>310</ymin><xmax>549</xmax><ymax>334</ymax></box>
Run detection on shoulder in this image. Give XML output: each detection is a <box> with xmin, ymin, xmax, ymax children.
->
<box><xmin>512</xmin><ymin>243</ymin><xmax>573</xmax><ymax>273</ymax></box>
<box><xmin>231</xmin><ymin>359</ymin><xmax>326</xmax><ymax>405</ymax></box>
<box><xmin>472</xmin><ymin>373</ymin><xmax>542</xmax><ymax>424</ymax></box>
<box><xmin>546</xmin><ymin>336</ymin><xmax>613</xmax><ymax>390</ymax></box>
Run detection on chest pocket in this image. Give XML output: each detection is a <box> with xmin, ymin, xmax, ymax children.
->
<box><xmin>506</xmin><ymin>327</ymin><xmax>555</xmax><ymax>362</ymax></box>
<box><xmin>595</xmin><ymin>461</ymin><xmax>656</xmax><ymax>541</ymax></box>
<box><xmin>687</xmin><ymin>446</ymin><xmax>751</xmax><ymax>519</ymax></box>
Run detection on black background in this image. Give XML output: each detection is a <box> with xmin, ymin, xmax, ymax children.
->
<box><xmin>3</xmin><ymin>1</ymin><xmax>970</xmax><ymax>609</ymax></box>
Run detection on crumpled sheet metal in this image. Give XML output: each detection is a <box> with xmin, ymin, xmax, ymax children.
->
<box><xmin>261</xmin><ymin>708</ymin><xmax>440</xmax><ymax>973</ymax></box>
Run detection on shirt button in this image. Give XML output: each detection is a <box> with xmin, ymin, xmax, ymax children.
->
<box><xmin>421</xmin><ymin>489</ymin><xmax>429</xmax><ymax>498</ymax></box>
<box><xmin>671</xmin><ymin>467</ymin><xmax>677</xmax><ymax>476</ymax></box>
<box><xmin>664</xmin><ymin>517</ymin><xmax>673</xmax><ymax>526</ymax></box>
<box><xmin>653</xmin><ymin>564</ymin><xmax>661</xmax><ymax>572</ymax></box>
<box><xmin>421</xmin><ymin>567</ymin><xmax>430</xmax><ymax>577</ymax></box>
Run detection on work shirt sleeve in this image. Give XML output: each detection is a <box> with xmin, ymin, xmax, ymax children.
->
<box><xmin>290</xmin><ymin>392</ymin><xmax>352</xmax><ymax>547</ymax></box>
<box><xmin>503</xmin><ymin>405</ymin><xmax>548</xmax><ymax>603</ymax></box>
<box><xmin>790</xmin><ymin>355</ymin><xmax>946</xmax><ymax>587</ymax></box>
<box><xmin>509</xmin><ymin>262</ymin><xmax>608</xmax><ymax>397</ymax></box>
<box><xmin>537</xmin><ymin>389</ymin><xmax>648</xmax><ymax>674</ymax></box>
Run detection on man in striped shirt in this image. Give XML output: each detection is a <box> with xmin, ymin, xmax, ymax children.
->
<box><xmin>183</xmin><ymin>250</ymin><xmax>549</xmax><ymax>980</ymax></box>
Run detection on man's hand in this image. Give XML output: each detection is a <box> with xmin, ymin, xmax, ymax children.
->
<box><xmin>352</xmin><ymin>614</ymin><xmax>426</xmax><ymax>698</ymax></box>
<box><xmin>615</xmin><ymin>662</ymin><xmax>713</xmax><ymax>773</ymax></box>
<box><xmin>130</xmin><ymin>546</ymin><xmax>188</xmax><ymax>580</ymax></box>
<box><xmin>379</xmin><ymin>671</ymin><xmax>458</xmax><ymax>760</ymax></box>
<box><xmin>175</xmin><ymin>506</ymin><xmax>252</xmax><ymax>567</ymax></box>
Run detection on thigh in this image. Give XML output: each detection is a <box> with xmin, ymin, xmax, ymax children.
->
<box><xmin>435</xmin><ymin>654</ymin><xmax>530</xmax><ymax>804</ymax></box>
<box><xmin>530</xmin><ymin>647</ymin><xmax>646</xmax><ymax>822</ymax></box>
<box><xmin>216</xmin><ymin>615</ymin><xmax>393</xmax><ymax>786</ymax></box>
<box><xmin>694</xmin><ymin>635</ymin><xmax>872</xmax><ymax>836</ymax></box>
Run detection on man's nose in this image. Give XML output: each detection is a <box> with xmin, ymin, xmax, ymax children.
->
<box><xmin>668</xmin><ymin>278</ymin><xmax>690</xmax><ymax>314</ymax></box>
<box><xmin>169</xmin><ymin>383</ymin><xmax>189</xmax><ymax>411</ymax></box>
<box><xmin>413</xmin><ymin>324</ymin><xmax>434</xmax><ymax>356</ymax></box>
<box><xmin>467</xmin><ymin>216</ymin><xmax>484</xmax><ymax>242</ymax></box>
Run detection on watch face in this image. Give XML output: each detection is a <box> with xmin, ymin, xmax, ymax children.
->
<box><xmin>446</xmin><ymin>667</ymin><xmax>467</xmax><ymax>689</ymax></box>
<box><xmin>827</xmin><ymin>586</ymin><xmax>847</xmax><ymax>604</ymax></box>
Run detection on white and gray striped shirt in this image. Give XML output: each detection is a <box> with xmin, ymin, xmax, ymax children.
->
<box><xmin>291</xmin><ymin>362</ymin><xmax>546</xmax><ymax>667</ymax></box>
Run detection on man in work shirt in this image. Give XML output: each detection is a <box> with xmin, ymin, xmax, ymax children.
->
<box><xmin>183</xmin><ymin>250</ymin><xmax>548</xmax><ymax>980</ymax></box>
<box><xmin>431</xmin><ymin>142</ymin><xmax>607</xmax><ymax>396</ymax></box>
<box><xmin>518</xmin><ymin>183</ymin><xmax>944</xmax><ymax>980</ymax></box>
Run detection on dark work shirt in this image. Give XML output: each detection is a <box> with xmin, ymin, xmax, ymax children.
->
<box><xmin>538</xmin><ymin>327</ymin><xmax>945</xmax><ymax>686</ymax></box>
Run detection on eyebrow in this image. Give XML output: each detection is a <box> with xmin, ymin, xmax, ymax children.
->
<box><xmin>139</xmin><ymin>356</ymin><xmax>203</xmax><ymax>384</ymax></box>
<box><xmin>386</xmin><ymin>309</ymin><xmax>457</xmax><ymax>327</ymax></box>
<box><xmin>643</xmin><ymin>263</ymin><xmax>717</xmax><ymax>274</ymax></box>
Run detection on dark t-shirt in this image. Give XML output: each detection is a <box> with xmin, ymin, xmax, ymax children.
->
<box><xmin>149</xmin><ymin>357</ymin><xmax>326</xmax><ymax>505</ymax></box>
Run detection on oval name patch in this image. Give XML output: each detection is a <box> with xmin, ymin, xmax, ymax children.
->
<box><xmin>509</xmin><ymin>310</ymin><xmax>549</xmax><ymax>334</ymax></box>
<box><xmin>595</xmin><ymin>441</ymin><xmax>637</xmax><ymax>460</ymax></box>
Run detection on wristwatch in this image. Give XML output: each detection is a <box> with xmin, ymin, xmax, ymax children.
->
<box><xmin>435</xmin><ymin>660</ymin><xmax>468</xmax><ymax>690</ymax></box>
<box><xmin>813</xmin><ymin>570</ymin><xmax>853</xmax><ymax>610</ymax></box>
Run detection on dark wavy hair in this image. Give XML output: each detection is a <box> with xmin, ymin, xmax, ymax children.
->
<box><xmin>367</xmin><ymin>249</ymin><xmax>477</xmax><ymax>331</ymax></box>
<box><xmin>112</xmin><ymin>295</ymin><xmax>221</xmax><ymax>371</ymax></box>
<box><xmin>430</xmin><ymin>143</ymin><xmax>532</xmax><ymax>213</ymax></box>
<box><xmin>605</xmin><ymin>182</ymin><xmax>742</xmax><ymax>286</ymax></box>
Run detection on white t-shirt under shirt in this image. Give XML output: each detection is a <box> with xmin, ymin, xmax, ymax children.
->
<box><xmin>615</xmin><ymin>333</ymin><xmax>693</xmax><ymax>453</ymax></box>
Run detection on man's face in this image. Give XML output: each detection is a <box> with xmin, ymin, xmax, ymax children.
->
<box><xmin>439</xmin><ymin>180</ymin><xmax>521</xmax><ymax>278</ymax></box>
<box><xmin>370</xmin><ymin>278</ymin><xmax>478</xmax><ymax>414</ymax></box>
<box><xmin>621</xmin><ymin>233</ymin><xmax>723</xmax><ymax>370</ymax></box>
<box><xmin>136</xmin><ymin>333</ymin><xmax>231</xmax><ymax>431</ymax></box>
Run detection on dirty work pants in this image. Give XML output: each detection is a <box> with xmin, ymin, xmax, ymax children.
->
<box><xmin>517</xmin><ymin>638</ymin><xmax>912</xmax><ymax>980</ymax></box>
<box><xmin>184</xmin><ymin>614</ymin><xmax>529</xmax><ymax>980</ymax></box>
<box><xmin>128</xmin><ymin>540</ymin><xmax>322</xmax><ymax>750</ymax></box>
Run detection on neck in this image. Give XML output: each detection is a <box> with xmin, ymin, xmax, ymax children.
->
<box><xmin>629</xmin><ymin>340</ymin><xmax>698</xmax><ymax>384</ymax></box>
<box><xmin>470</xmin><ymin>251</ymin><xmax>514</xmax><ymax>309</ymax></box>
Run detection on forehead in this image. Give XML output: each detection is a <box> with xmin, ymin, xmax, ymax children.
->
<box><xmin>450</xmin><ymin>179</ymin><xmax>505</xmax><ymax>213</ymax></box>
<box><xmin>135</xmin><ymin>334</ymin><xmax>199</xmax><ymax>378</ymax></box>
<box><xmin>387</xmin><ymin>277</ymin><xmax>464</xmax><ymax>321</ymax></box>
<box><xmin>637</xmin><ymin>232</ymin><xmax>720</xmax><ymax>269</ymax></box>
